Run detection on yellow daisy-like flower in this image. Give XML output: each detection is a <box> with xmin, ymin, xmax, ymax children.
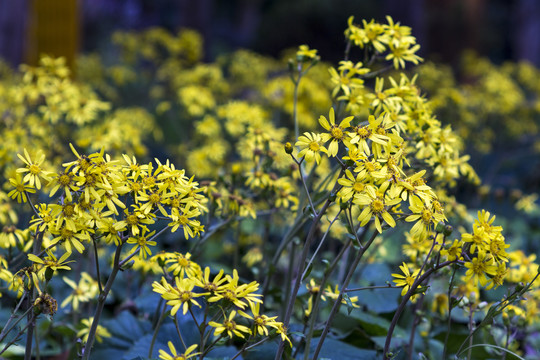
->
<box><xmin>392</xmin><ymin>262</ymin><xmax>420</xmax><ymax>296</ymax></box>
<box><xmin>354</xmin><ymin>185</ymin><xmax>401</xmax><ymax>233</ymax></box>
<box><xmin>8</xmin><ymin>175</ymin><xmax>35</xmax><ymax>203</ymax></box>
<box><xmin>295</xmin><ymin>132</ymin><xmax>328</xmax><ymax>165</ymax></box>
<box><xmin>159</xmin><ymin>342</ymin><xmax>199</xmax><ymax>360</ymax></box>
<box><xmin>209</xmin><ymin>310</ymin><xmax>252</xmax><ymax>339</ymax></box>
<box><xmin>464</xmin><ymin>252</ymin><xmax>497</xmax><ymax>288</ymax></box>
<box><xmin>77</xmin><ymin>317</ymin><xmax>111</xmax><ymax>343</ymax></box>
<box><xmin>318</xmin><ymin>107</ymin><xmax>354</xmax><ymax>157</ymax></box>
<box><xmin>16</xmin><ymin>148</ymin><xmax>52</xmax><ymax>190</ymax></box>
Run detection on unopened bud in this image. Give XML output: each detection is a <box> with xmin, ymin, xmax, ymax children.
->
<box><xmin>435</xmin><ymin>221</ymin><xmax>446</xmax><ymax>233</ymax></box>
<box><xmin>284</xmin><ymin>142</ymin><xmax>293</xmax><ymax>154</ymax></box>
<box><xmin>443</xmin><ymin>225</ymin><xmax>453</xmax><ymax>237</ymax></box>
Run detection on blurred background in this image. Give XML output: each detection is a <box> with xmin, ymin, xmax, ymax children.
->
<box><xmin>1</xmin><ymin>0</ymin><xmax>540</xmax><ymax>70</ymax></box>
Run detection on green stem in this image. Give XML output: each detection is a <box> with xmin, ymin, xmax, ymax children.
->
<box><xmin>148</xmin><ymin>302</ymin><xmax>168</xmax><ymax>357</ymax></box>
<box><xmin>311</xmin><ymin>230</ymin><xmax>379</xmax><ymax>360</ymax></box>
<box><xmin>303</xmin><ymin>239</ymin><xmax>352</xmax><ymax>360</ymax></box>
<box><xmin>81</xmin><ymin>243</ymin><xmax>124</xmax><ymax>360</ymax></box>
<box><xmin>383</xmin><ymin>260</ymin><xmax>455</xmax><ymax>358</ymax></box>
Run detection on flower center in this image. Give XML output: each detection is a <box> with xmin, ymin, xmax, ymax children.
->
<box><xmin>29</xmin><ymin>164</ymin><xmax>41</xmax><ymax>175</ymax></box>
<box><xmin>357</xmin><ymin>126</ymin><xmax>370</xmax><ymax>139</ymax></box>
<box><xmin>331</xmin><ymin>127</ymin><xmax>344</xmax><ymax>139</ymax></box>
<box><xmin>353</xmin><ymin>182</ymin><xmax>364</xmax><ymax>193</ymax></box>
<box><xmin>59</xmin><ymin>174</ymin><xmax>71</xmax><ymax>186</ymax></box>
<box><xmin>371</xmin><ymin>198</ymin><xmax>385</xmax><ymax>213</ymax></box>
<box><xmin>308</xmin><ymin>141</ymin><xmax>320</xmax><ymax>152</ymax></box>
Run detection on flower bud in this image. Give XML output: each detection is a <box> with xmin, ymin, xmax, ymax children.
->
<box><xmin>443</xmin><ymin>225</ymin><xmax>453</xmax><ymax>237</ymax></box>
<box><xmin>284</xmin><ymin>142</ymin><xmax>293</xmax><ymax>154</ymax></box>
<box><xmin>435</xmin><ymin>221</ymin><xmax>446</xmax><ymax>233</ymax></box>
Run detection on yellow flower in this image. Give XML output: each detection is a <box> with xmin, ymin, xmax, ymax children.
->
<box><xmin>209</xmin><ymin>310</ymin><xmax>251</xmax><ymax>339</ymax></box>
<box><xmin>295</xmin><ymin>132</ymin><xmax>328</xmax><ymax>164</ymax></box>
<box><xmin>318</xmin><ymin>107</ymin><xmax>354</xmax><ymax>157</ymax></box>
<box><xmin>126</xmin><ymin>229</ymin><xmax>157</xmax><ymax>259</ymax></box>
<box><xmin>464</xmin><ymin>252</ymin><xmax>497</xmax><ymax>288</ymax></box>
<box><xmin>8</xmin><ymin>175</ymin><xmax>36</xmax><ymax>203</ymax></box>
<box><xmin>77</xmin><ymin>317</ymin><xmax>111</xmax><ymax>343</ymax></box>
<box><xmin>152</xmin><ymin>277</ymin><xmax>207</xmax><ymax>316</ymax></box>
<box><xmin>16</xmin><ymin>148</ymin><xmax>52</xmax><ymax>190</ymax></box>
<box><xmin>28</xmin><ymin>250</ymin><xmax>73</xmax><ymax>278</ymax></box>
<box><xmin>354</xmin><ymin>185</ymin><xmax>400</xmax><ymax>233</ymax></box>
<box><xmin>296</xmin><ymin>44</ymin><xmax>318</xmax><ymax>62</ymax></box>
<box><xmin>159</xmin><ymin>342</ymin><xmax>199</xmax><ymax>360</ymax></box>
<box><xmin>165</xmin><ymin>252</ymin><xmax>201</xmax><ymax>279</ymax></box>
<box><xmin>392</xmin><ymin>262</ymin><xmax>420</xmax><ymax>296</ymax></box>
<box><xmin>60</xmin><ymin>272</ymin><xmax>99</xmax><ymax>310</ymax></box>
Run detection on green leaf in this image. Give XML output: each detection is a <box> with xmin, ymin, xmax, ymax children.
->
<box><xmin>309</xmin><ymin>337</ymin><xmax>378</xmax><ymax>360</ymax></box>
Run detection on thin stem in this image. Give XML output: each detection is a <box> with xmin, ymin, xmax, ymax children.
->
<box><xmin>383</xmin><ymin>260</ymin><xmax>455</xmax><ymax>358</ymax></box>
<box><xmin>292</xmin><ymin>154</ymin><xmax>317</xmax><ymax>217</ymax></box>
<box><xmin>311</xmin><ymin>230</ymin><xmax>379</xmax><ymax>360</ymax></box>
<box><xmin>442</xmin><ymin>265</ymin><xmax>458</xmax><ymax>360</ymax></box>
<box><xmin>173</xmin><ymin>314</ymin><xmax>187</xmax><ymax>351</ymax></box>
<box><xmin>0</xmin><ymin>291</ymin><xmax>28</xmax><ymax>343</ymax></box>
<box><xmin>0</xmin><ymin>304</ymin><xmax>33</xmax><ymax>348</ymax></box>
<box><xmin>92</xmin><ymin>237</ymin><xmax>103</xmax><ymax>294</ymax></box>
<box><xmin>274</xmin><ymin>197</ymin><xmax>334</xmax><ymax>360</ymax></box>
<box><xmin>301</xmin><ymin>210</ymin><xmax>341</xmax><ymax>281</ymax></box>
<box><xmin>281</xmin><ymin>240</ymin><xmax>296</xmax><ymax>320</ymax></box>
<box><xmin>302</xmin><ymin>239</ymin><xmax>353</xmax><ymax>360</ymax></box>
<box><xmin>345</xmin><ymin>284</ymin><xmax>399</xmax><ymax>292</ymax></box>
<box><xmin>148</xmin><ymin>302</ymin><xmax>168</xmax><ymax>357</ymax></box>
<box><xmin>81</xmin><ymin>243</ymin><xmax>124</xmax><ymax>360</ymax></box>
<box><xmin>467</xmin><ymin>304</ymin><xmax>474</xmax><ymax>360</ymax></box>
<box><xmin>407</xmin><ymin>294</ymin><xmax>425</xmax><ymax>360</ymax></box>
<box><xmin>0</xmin><ymin>317</ymin><xmax>33</xmax><ymax>356</ymax></box>
<box><xmin>231</xmin><ymin>338</ymin><xmax>269</xmax><ymax>360</ymax></box>
<box><xmin>34</xmin><ymin>323</ymin><xmax>41</xmax><ymax>360</ymax></box>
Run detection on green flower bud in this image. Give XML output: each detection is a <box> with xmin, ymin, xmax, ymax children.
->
<box><xmin>284</xmin><ymin>142</ymin><xmax>293</xmax><ymax>154</ymax></box>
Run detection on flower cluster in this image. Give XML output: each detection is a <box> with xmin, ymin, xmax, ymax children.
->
<box><xmin>152</xmin><ymin>252</ymin><xmax>291</xmax><ymax>356</ymax></box>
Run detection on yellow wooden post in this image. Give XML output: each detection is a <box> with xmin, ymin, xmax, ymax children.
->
<box><xmin>27</xmin><ymin>0</ymin><xmax>79</xmax><ymax>73</ymax></box>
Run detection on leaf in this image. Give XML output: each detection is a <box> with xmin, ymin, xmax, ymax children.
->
<box><xmin>309</xmin><ymin>337</ymin><xmax>378</xmax><ymax>360</ymax></box>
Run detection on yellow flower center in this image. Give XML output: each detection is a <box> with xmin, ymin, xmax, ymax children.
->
<box><xmin>177</xmin><ymin>215</ymin><xmax>189</xmax><ymax>225</ymax></box>
<box><xmin>308</xmin><ymin>141</ymin><xmax>320</xmax><ymax>152</ymax></box>
<box><xmin>59</xmin><ymin>174</ymin><xmax>71</xmax><ymax>186</ymax></box>
<box><xmin>421</xmin><ymin>209</ymin><xmax>433</xmax><ymax>224</ymax></box>
<box><xmin>63</xmin><ymin>204</ymin><xmax>75</xmax><ymax>217</ymax></box>
<box><xmin>29</xmin><ymin>164</ymin><xmax>41</xmax><ymax>175</ymax></box>
<box><xmin>178</xmin><ymin>257</ymin><xmax>189</xmax><ymax>267</ymax></box>
<box><xmin>149</xmin><ymin>193</ymin><xmax>161</xmax><ymax>204</ymax></box>
<box><xmin>180</xmin><ymin>291</ymin><xmax>192</xmax><ymax>302</ymax></box>
<box><xmin>126</xmin><ymin>214</ymin><xmax>139</xmax><ymax>226</ymax></box>
<box><xmin>331</xmin><ymin>127</ymin><xmax>344</xmax><ymax>139</ymax></box>
<box><xmin>225</xmin><ymin>320</ymin><xmax>237</xmax><ymax>331</ymax></box>
<box><xmin>143</xmin><ymin>176</ymin><xmax>156</xmax><ymax>187</ymax></box>
<box><xmin>357</xmin><ymin>126</ymin><xmax>370</xmax><ymax>139</ymax></box>
<box><xmin>353</xmin><ymin>182</ymin><xmax>364</xmax><ymax>193</ymax></box>
<box><xmin>371</xmin><ymin>198</ymin><xmax>385</xmax><ymax>213</ymax></box>
<box><xmin>60</xmin><ymin>227</ymin><xmax>74</xmax><ymax>239</ymax></box>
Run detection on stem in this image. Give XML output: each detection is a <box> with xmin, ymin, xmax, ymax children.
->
<box><xmin>302</xmin><ymin>239</ymin><xmax>352</xmax><ymax>360</ymax></box>
<box><xmin>467</xmin><ymin>304</ymin><xmax>474</xmax><ymax>360</ymax></box>
<box><xmin>301</xmin><ymin>210</ymin><xmax>341</xmax><ymax>281</ymax></box>
<box><xmin>383</xmin><ymin>260</ymin><xmax>455</xmax><ymax>358</ymax></box>
<box><xmin>81</xmin><ymin>243</ymin><xmax>124</xmax><ymax>360</ymax></box>
<box><xmin>282</xmin><ymin>240</ymin><xmax>296</xmax><ymax>320</ymax></box>
<box><xmin>311</xmin><ymin>230</ymin><xmax>379</xmax><ymax>360</ymax></box>
<box><xmin>173</xmin><ymin>314</ymin><xmax>187</xmax><ymax>351</ymax></box>
<box><xmin>92</xmin><ymin>237</ymin><xmax>103</xmax><ymax>294</ymax></box>
<box><xmin>407</xmin><ymin>294</ymin><xmax>425</xmax><ymax>360</ymax></box>
<box><xmin>274</xmin><ymin>197</ymin><xmax>334</xmax><ymax>360</ymax></box>
<box><xmin>148</xmin><ymin>302</ymin><xmax>168</xmax><ymax>357</ymax></box>
<box><xmin>0</xmin><ymin>291</ymin><xmax>28</xmax><ymax>344</ymax></box>
<box><xmin>442</xmin><ymin>266</ymin><xmax>458</xmax><ymax>360</ymax></box>
<box><xmin>231</xmin><ymin>338</ymin><xmax>269</xmax><ymax>360</ymax></box>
